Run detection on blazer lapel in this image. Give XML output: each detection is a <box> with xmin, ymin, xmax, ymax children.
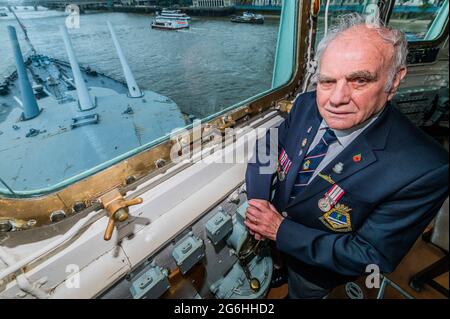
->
<box><xmin>282</xmin><ymin>108</ymin><xmax>322</xmax><ymax>206</ymax></box>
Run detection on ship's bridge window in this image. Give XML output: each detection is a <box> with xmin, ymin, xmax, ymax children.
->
<box><xmin>314</xmin><ymin>0</ymin><xmax>369</xmax><ymax>45</ymax></box>
<box><xmin>314</xmin><ymin>0</ymin><xmax>448</xmax><ymax>44</ymax></box>
<box><xmin>0</xmin><ymin>2</ymin><xmax>294</xmax><ymax>196</ymax></box>
<box><xmin>388</xmin><ymin>0</ymin><xmax>448</xmax><ymax>42</ymax></box>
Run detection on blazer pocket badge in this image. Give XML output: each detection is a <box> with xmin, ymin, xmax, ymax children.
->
<box><xmin>319</xmin><ymin>203</ymin><xmax>352</xmax><ymax>232</ymax></box>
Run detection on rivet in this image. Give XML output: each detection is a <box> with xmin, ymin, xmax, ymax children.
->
<box><xmin>0</xmin><ymin>220</ymin><xmax>12</xmax><ymax>232</ymax></box>
<box><xmin>50</xmin><ymin>210</ymin><xmax>66</xmax><ymax>223</ymax></box>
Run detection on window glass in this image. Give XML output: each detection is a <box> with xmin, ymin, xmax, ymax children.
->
<box><xmin>314</xmin><ymin>0</ymin><xmax>449</xmax><ymax>44</ymax></box>
<box><xmin>315</xmin><ymin>0</ymin><xmax>368</xmax><ymax>45</ymax></box>
<box><xmin>0</xmin><ymin>0</ymin><xmax>286</xmax><ymax>195</ymax></box>
<box><xmin>389</xmin><ymin>0</ymin><xmax>448</xmax><ymax>42</ymax></box>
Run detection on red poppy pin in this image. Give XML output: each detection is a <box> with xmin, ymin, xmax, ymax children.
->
<box><xmin>353</xmin><ymin>153</ymin><xmax>362</xmax><ymax>162</ymax></box>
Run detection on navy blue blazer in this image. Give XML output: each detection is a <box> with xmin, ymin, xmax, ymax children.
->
<box><xmin>245</xmin><ymin>91</ymin><xmax>449</xmax><ymax>288</ymax></box>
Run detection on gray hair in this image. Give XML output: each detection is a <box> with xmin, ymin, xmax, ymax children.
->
<box><xmin>314</xmin><ymin>13</ymin><xmax>408</xmax><ymax>92</ymax></box>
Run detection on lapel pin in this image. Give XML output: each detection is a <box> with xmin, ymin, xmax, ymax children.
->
<box><xmin>353</xmin><ymin>153</ymin><xmax>362</xmax><ymax>163</ymax></box>
<box><xmin>301</xmin><ymin>138</ymin><xmax>308</xmax><ymax>148</ymax></box>
<box><xmin>332</xmin><ymin>162</ymin><xmax>344</xmax><ymax>174</ymax></box>
<box><xmin>307</xmin><ymin>126</ymin><xmax>312</xmax><ymax>134</ymax></box>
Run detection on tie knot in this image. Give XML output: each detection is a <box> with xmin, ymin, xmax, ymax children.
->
<box><xmin>322</xmin><ymin>128</ymin><xmax>337</xmax><ymax>145</ymax></box>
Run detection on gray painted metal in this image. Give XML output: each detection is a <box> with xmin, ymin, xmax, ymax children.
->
<box><xmin>0</xmin><ymin>86</ymin><xmax>185</xmax><ymax>192</ymax></box>
<box><xmin>60</xmin><ymin>25</ymin><xmax>95</xmax><ymax>111</ymax></box>
<box><xmin>7</xmin><ymin>26</ymin><xmax>40</xmax><ymax>120</ymax></box>
<box><xmin>107</xmin><ymin>21</ymin><xmax>143</xmax><ymax>98</ymax></box>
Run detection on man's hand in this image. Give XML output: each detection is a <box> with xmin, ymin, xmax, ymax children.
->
<box><xmin>245</xmin><ymin>199</ymin><xmax>284</xmax><ymax>241</ymax></box>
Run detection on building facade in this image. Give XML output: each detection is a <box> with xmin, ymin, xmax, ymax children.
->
<box><xmin>252</xmin><ymin>0</ymin><xmax>282</xmax><ymax>6</ymax></box>
<box><xmin>119</xmin><ymin>0</ymin><xmax>157</xmax><ymax>5</ymax></box>
<box><xmin>192</xmin><ymin>0</ymin><xmax>236</xmax><ymax>7</ymax></box>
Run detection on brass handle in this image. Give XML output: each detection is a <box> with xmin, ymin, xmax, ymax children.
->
<box><xmin>101</xmin><ymin>189</ymin><xmax>143</xmax><ymax>241</ymax></box>
<box><xmin>123</xmin><ymin>197</ymin><xmax>143</xmax><ymax>208</ymax></box>
<box><xmin>114</xmin><ymin>208</ymin><xmax>129</xmax><ymax>222</ymax></box>
<box><xmin>104</xmin><ymin>216</ymin><xmax>117</xmax><ymax>241</ymax></box>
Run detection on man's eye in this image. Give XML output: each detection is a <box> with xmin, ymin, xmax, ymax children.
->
<box><xmin>319</xmin><ymin>80</ymin><xmax>334</xmax><ymax>86</ymax></box>
<box><xmin>353</xmin><ymin>78</ymin><xmax>368</xmax><ymax>85</ymax></box>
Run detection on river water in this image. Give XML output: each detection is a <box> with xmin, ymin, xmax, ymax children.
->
<box><xmin>0</xmin><ymin>10</ymin><xmax>280</xmax><ymax>119</ymax></box>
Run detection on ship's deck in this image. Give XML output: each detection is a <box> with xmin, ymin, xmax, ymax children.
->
<box><xmin>0</xmin><ymin>86</ymin><xmax>186</xmax><ymax>193</ymax></box>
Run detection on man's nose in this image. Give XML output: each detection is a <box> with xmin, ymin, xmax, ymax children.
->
<box><xmin>329</xmin><ymin>80</ymin><xmax>351</xmax><ymax>107</ymax></box>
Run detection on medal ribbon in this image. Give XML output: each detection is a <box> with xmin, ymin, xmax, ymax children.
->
<box><xmin>324</xmin><ymin>184</ymin><xmax>345</xmax><ymax>208</ymax></box>
<box><xmin>279</xmin><ymin>149</ymin><xmax>292</xmax><ymax>173</ymax></box>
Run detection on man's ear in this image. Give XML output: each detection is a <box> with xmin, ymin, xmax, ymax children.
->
<box><xmin>388</xmin><ymin>67</ymin><xmax>407</xmax><ymax>100</ymax></box>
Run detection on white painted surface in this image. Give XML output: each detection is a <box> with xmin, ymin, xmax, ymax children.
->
<box><xmin>0</xmin><ymin>112</ymin><xmax>283</xmax><ymax>298</ymax></box>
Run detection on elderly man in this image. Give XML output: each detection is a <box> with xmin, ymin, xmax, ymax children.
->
<box><xmin>245</xmin><ymin>14</ymin><xmax>449</xmax><ymax>299</ymax></box>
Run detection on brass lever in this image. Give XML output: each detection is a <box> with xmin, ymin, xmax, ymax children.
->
<box><xmin>99</xmin><ymin>189</ymin><xmax>143</xmax><ymax>241</ymax></box>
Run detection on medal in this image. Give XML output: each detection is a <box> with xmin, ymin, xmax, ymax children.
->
<box><xmin>307</xmin><ymin>126</ymin><xmax>312</xmax><ymax>134</ymax></box>
<box><xmin>277</xmin><ymin>148</ymin><xmax>292</xmax><ymax>181</ymax></box>
<box><xmin>318</xmin><ymin>184</ymin><xmax>345</xmax><ymax>212</ymax></box>
<box><xmin>318</xmin><ymin>197</ymin><xmax>331</xmax><ymax>212</ymax></box>
<box><xmin>278</xmin><ymin>169</ymin><xmax>286</xmax><ymax>181</ymax></box>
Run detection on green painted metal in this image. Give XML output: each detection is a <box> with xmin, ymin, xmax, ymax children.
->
<box><xmin>424</xmin><ymin>0</ymin><xmax>448</xmax><ymax>41</ymax></box>
<box><xmin>272</xmin><ymin>0</ymin><xmax>298</xmax><ymax>88</ymax></box>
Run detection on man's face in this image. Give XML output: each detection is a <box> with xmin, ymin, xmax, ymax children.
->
<box><xmin>316</xmin><ymin>27</ymin><xmax>396</xmax><ymax>130</ymax></box>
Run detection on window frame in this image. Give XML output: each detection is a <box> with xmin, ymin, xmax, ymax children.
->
<box><xmin>385</xmin><ymin>0</ymin><xmax>449</xmax><ymax>54</ymax></box>
<box><xmin>0</xmin><ymin>0</ymin><xmax>314</xmax><ymax>231</ymax></box>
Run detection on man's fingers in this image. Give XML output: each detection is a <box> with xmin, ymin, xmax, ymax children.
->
<box><xmin>246</xmin><ymin>206</ymin><xmax>262</xmax><ymax>217</ymax></box>
<box><xmin>268</xmin><ymin>202</ymin><xmax>279</xmax><ymax>214</ymax></box>
<box><xmin>248</xmin><ymin>200</ymin><xmax>269</xmax><ymax>212</ymax></box>
<box><xmin>244</xmin><ymin>220</ymin><xmax>259</xmax><ymax>232</ymax></box>
<box><xmin>246</xmin><ymin>211</ymin><xmax>262</xmax><ymax>223</ymax></box>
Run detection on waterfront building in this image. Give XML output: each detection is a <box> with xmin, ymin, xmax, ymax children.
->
<box><xmin>251</xmin><ymin>0</ymin><xmax>282</xmax><ymax>6</ymax></box>
<box><xmin>192</xmin><ymin>0</ymin><xmax>236</xmax><ymax>7</ymax></box>
<box><xmin>118</xmin><ymin>0</ymin><xmax>157</xmax><ymax>6</ymax></box>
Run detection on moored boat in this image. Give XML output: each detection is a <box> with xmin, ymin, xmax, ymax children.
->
<box><xmin>230</xmin><ymin>12</ymin><xmax>264</xmax><ymax>24</ymax></box>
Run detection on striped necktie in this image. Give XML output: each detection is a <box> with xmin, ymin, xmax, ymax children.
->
<box><xmin>289</xmin><ymin>128</ymin><xmax>338</xmax><ymax>201</ymax></box>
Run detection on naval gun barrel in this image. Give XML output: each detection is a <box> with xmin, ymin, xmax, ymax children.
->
<box><xmin>60</xmin><ymin>25</ymin><xmax>95</xmax><ymax>111</ymax></box>
<box><xmin>7</xmin><ymin>25</ymin><xmax>40</xmax><ymax>120</ymax></box>
<box><xmin>107</xmin><ymin>22</ymin><xmax>143</xmax><ymax>98</ymax></box>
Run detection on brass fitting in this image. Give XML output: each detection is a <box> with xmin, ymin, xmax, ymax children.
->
<box><xmin>99</xmin><ymin>189</ymin><xmax>143</xmax><ymax>241</ymax></box>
